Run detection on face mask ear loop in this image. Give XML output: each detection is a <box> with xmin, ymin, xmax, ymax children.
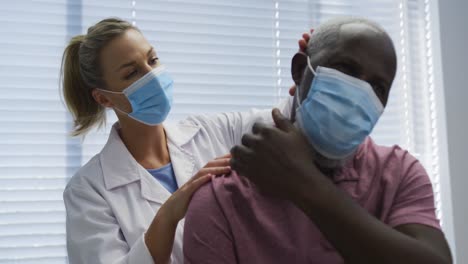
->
<box><xmin>113</xmin><ymin>106</ymin><xmax>132</xmax><ymax>115</ymax></box>
<box><xmin>295</xmin><ymin>84</ymin><xmax>302</xmax><ymax>107</ymax></box>
<box><xmin>306</xmin><ymin>55</ymin><xmax>317</xmax><ymax>76</ymax></box>
<box><xmin>96</xmin><ymin>88</ymin><xmax>131</xmax><ymax>114</ymax></box>
<box><xmin>96</xmin><ymin>88</ymin><xmax>123</xmax><ymax>95</ymax></box>
<box><xmin>296</xmin><ymin>56</ymin><xmax>317</xmax><ymax>107</ymax></box>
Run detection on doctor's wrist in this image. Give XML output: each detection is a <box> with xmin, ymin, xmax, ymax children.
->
<box><xmin>145</xmin><ymin>209</ymin><xmax>178</xmax><ymax>264</ymax></box>
<box><xmin>155</xmin><ymin>207</ymin><xmax>179</xmax><ymax>228</ymax></box>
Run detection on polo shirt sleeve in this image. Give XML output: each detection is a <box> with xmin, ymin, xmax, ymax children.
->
<box><xmin>183</xmin><ymin>179</ymin><xmax>237</xmax><ymax>264</ymax></box>
<box><xmin>386</xmin><ymin>150</ymin><xmax>441</xmax><ymax>230</ymax></box>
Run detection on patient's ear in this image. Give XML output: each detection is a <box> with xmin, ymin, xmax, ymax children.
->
<box><xmin>291</xmin><ymin>52</ymin><xmax>308</xmax><ymax>85</ymax></box>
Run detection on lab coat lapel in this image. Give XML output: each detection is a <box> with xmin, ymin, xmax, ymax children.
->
<box><xmin>168</xmin><ymin>144</ymin><xmax>195</xmax><ymax>190</ymax></box>
<box><xmin>165</xmin><ymin>123</ymin><xmax>200</xmax><ymax>189</ymax></box>
<box><xmin>140</xmin><ymin>122</ymin><xmax>200</xmax><ymax>205</ymax></box>
<box><xmin>140</xmin><ymin>168</ymin><xmax>172</xmax><ymax>205</ymax></box>
<box><xmin>101</xmin><ymin>124</ymin><xmax>141</xmax><ymax>190</ymax></box>
<box><xmin>100</xmin><ymin>124</ymin><xmax>170</xmax><ymax>205</ymax></box>
<box><xmin>100</xmin><ymin>122</ymin><xmax>200</xmax><ymax>205</ymax></box>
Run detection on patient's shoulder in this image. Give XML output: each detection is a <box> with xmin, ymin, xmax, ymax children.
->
<box><xmin>188</xmin><ymin>171</ymin><xmax>288</xmax><ymax>225</ymax></box>
<box><xmin>211</xmin><ymin>172</ymin><xmax>289</xmax><ymax>216</ymax></box>
<box><xmin>185</xmin><ymin>172</ymin><xmax>252</xmax><ymax>232</ymax></box>
<box><xmin>210</xmin><ymin>171</ymin><xmax>258</xmax><ymax>203</ymax></box>
<box><xmin>187</xmin><ymin>172</ymin><xmax>251</xmax><ymax>213</ymax></box>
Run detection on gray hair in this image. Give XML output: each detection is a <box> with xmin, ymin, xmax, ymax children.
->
<box><xmin>306</xmin><ymin>17</ymin><xmax>389</xmax><ymax>59</ymax></box>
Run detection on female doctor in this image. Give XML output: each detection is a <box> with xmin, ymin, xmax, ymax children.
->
<box><xmin>61</xmin><ymin>18</ymin><xmax>303</xmax><ymax>263</ymax></box>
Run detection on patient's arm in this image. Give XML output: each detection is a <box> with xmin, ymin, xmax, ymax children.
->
<box><xmin>183</xmin><ymin>180</ymin><xmax>237</xmax><ymax>264</ymax></box>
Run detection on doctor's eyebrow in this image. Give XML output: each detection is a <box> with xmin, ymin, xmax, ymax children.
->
<box><xmin>116</xmin><ymin>47</ymin><xmax>156</xmax><ymax>72</ymax></box>
<box><xmin>147</xmin><ymin>47</ymin><xmax>155</xmax><ymax>57</ymax></box>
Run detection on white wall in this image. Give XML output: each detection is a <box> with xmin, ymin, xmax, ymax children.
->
<box><xmin>435</xmin><ymin>0</ymin><xmax>468</xmax><ymax>263</ymax></box>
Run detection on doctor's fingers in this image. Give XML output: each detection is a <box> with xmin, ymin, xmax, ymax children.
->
<box><xmin>196</xmin><ymin>166</ymin><xmax>231</xmax><ymax>177</ymax></box>
<box><xmin>298</xmin><ymin>29</ymin><xmax>314</xmax><ymax>52</ymax></box>
<box><xmin>184</xmin><ymin>174</ymin><xmax>213</xmax><ymax>194</ymax></box>
<box><xmin>204</xmin><ymin>158</ymin><xmax>231</xmax><ymax>168</ymax></box>
<box><xmin>298</xmin><ymin>33</ymin><xmax>310</xmax><ymax>52</ymax></box>
<box><xmin>215</xmin><ymin>153</ymin><xmax>232</xmax><ymax>160</ymax></box>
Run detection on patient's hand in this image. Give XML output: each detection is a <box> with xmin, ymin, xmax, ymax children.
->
<box><xmin>230</xmin><ymin>109</ymin><xmax>323</xmax><ymax>203</ymax></box>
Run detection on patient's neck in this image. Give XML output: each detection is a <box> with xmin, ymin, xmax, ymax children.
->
<box><xmin>313</xmin><ymin>151</ymin><xmax>348</xmax><ymax>178</ymax></box>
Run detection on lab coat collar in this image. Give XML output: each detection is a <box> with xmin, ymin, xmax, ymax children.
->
<box><xmin>100</xmin><ymin>122</ymin><xmax>200</xmax><ymax>192</ymax></box>
<box><xmin>165</xmin><ymin>121</ymin><xmax>200</xmax><ymax>147</ymax></box>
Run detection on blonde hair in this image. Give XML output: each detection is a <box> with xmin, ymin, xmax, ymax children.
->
<box><xmin>60</xmin><ymin>18</ymin><xmax>138</xmax><ymax>136</ymax></box>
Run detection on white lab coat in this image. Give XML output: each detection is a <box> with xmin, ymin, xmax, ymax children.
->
<box><xmin>63</xmin><ymin>99</ymin><xmax>292</xmax><ymax>264</ymax></box>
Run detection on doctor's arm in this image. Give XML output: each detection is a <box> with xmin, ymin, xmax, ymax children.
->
<box><xmin>208</xmin><ymin>31</ymin><xmax>312</xmax><ymax>145</ymax></box>
<box><xmin>145</xmin><ymin>156</ymin><xmax>231</xmax><ymax>264</ymax></box>
<box><xmin>183</xmin><ymin>31</ymin><xmax>313</xmax><ymax>149</ymax></box>
<box><xmin>185</xmin><ymin>96</ymin><xmax>293</xmax><ymax>149</ymax></box>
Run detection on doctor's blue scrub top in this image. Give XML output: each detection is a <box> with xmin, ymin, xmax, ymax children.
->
<box><xmin>148</xmin><ymin>163</ymin><xmax>178</xmax><ymax>193</ymax></box>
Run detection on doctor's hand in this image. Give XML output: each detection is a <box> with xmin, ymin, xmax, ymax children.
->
<box><xmin>298</xmin><ymin>29</ymin><xmax>314</xmax><ymax>52</ymax></box>
<box><xmin>285</xmin><ymin>29</ymin><xmax>314</xmax><ymax>99</ymax></box>
<box><xmin>230</xmin><ymin>109</ymin><xmax>324</xmax><ymax>203</ymax></box>
<box><xmin>146</xmin><ymin>155</ymin><xmax>231</xmax><ymax>264</ymax></box>
<box><xmin>159</xmin><ymin>154</ymin><xmax>231</xmax><ymax>224</ymax></box>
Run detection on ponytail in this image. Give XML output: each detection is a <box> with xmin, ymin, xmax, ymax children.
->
<box><xmin>61</xmin><ymin>35</ymin><xmax>105</xmax><ymax>136</ymax></box>
<box><xmin>60</xmin><ymin>18</ymin><xmax>136</xmax><ymax>136</ymax></box>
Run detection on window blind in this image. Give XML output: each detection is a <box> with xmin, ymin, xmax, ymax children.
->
<box><xmin>0</xmin><ymin>0</ymin><xmax>444</xmax><ymax>263</ymax></box>
<box><xmin>1</xmin><ymin>1</ymin><xmax>69</xmax><ymax>263</ymax></box>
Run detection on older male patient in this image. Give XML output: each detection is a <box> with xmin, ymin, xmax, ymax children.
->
<box><xmin>183</xmin><ymin>17</ymin><xmax>452</xmax><ymax>264</ymax></box>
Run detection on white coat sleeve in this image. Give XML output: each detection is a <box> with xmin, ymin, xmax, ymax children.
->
<box><xmin>63</xmin><ymin>185</ymin><xmax>154</xmax><ymax>264</ymax></box>
<box><xmin>186</xmin><ymin>97</ymin><xmax>293</xmax><ymax>148</ymax></box>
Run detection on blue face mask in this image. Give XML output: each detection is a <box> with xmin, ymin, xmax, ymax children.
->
<box><xmin>99</xmin><ymin>65</ymin><xmax>174</xmax><ymax>126</ymax></box>
<box><xmin>295</xmin><ymin>56</ymin><xmax>384</xmax><ymax>160</ymax></box>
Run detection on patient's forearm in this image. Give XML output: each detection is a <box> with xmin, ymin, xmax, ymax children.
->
<box><xmin>293</xmin><ymin>177</ymin><xmax>450</xmax><ymax>264</ymax></box>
